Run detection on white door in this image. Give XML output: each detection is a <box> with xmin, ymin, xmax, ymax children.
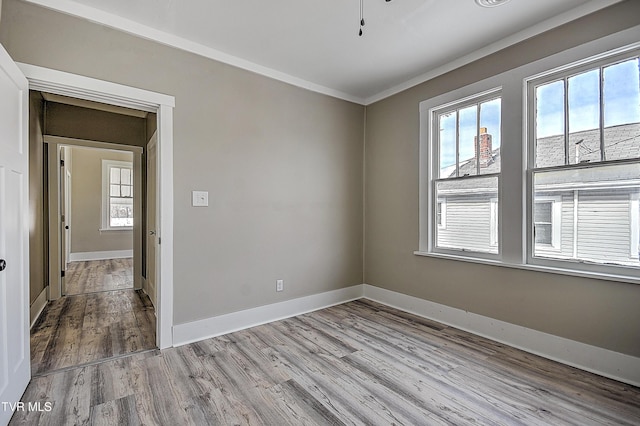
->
<box><xmin>146</xmin><ymin>132</ymin><xmax>158</xmax><ymax>307</ymax></box>
<box><xmin>64</xmin><ymin>168</ymin><xmax>72</xmax><ymax>268</ymax></box>
<box><xmin>0</xmin><ymin>45</ymin><xmax>30</xmax><ymax>425</ymax></box>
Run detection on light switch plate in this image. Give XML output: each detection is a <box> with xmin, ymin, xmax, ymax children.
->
<box><xmin>192</xmin><ymin>190</ymin><xmax>209</xmax><ymax>207</ymax></box>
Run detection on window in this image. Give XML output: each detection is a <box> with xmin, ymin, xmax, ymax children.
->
<box><xmin>102</xmin><ymin>160</ymin><xmax>134</xmax><ymax>230</ymax></box>
<box><xmin>534</xmin><ymin>201</ymin><xmax>553</xmax><ymax>245</ymax></box>
<box><xmin>530</xmin><ymin>53</ymin><xmax>640</xmax><ymax>270</ymax></box>
<box><xmin>418</xmin><ymin>38</ymin><xmax>640</xmax><ymax>282</ymax></box>
<box><xmin>430</xmin><ymin>90</ymin><xmax>502</xmax><ymax>256</ymax></box>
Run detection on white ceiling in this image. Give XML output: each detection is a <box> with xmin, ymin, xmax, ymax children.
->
<box><xmin>25</xmin><ymin>0</ymin><xmax>622</xmax><ymax>104</ymax></box>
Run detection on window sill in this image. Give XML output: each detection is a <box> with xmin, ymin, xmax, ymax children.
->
<box><xmin>413</xmin><ymin>250</ymin><xmax>640</xmax><ymax>285</ymax></box>
<box><xmin>99</xmin><ymin>227</ymin><xmax>133</xmax><ymax>232</ymax></box>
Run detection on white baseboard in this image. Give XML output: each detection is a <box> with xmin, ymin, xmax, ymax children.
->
<box><xmin>30</xmin><ymin>287</ymin><xmax>48</xmax><ymax>329</ymax></box>
<box><xmin>363</xmin><ymin>284</ymin><xmax>640</xmax><ymax>387</ymax></box>
<box><xmin>69</xmin><ymin>250</ymin><xmax>133</xmax><ymax>261</ymax></box>
<box><xmin>173</xmin><ymin>285</ymin><xmax>365</xmax><ymax>346</ymax></box>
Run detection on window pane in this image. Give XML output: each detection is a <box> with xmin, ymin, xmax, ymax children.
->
<box><xmin>533</xmin><ymin>163</ymin><xmax>640</xmax><ymax>266</ymax></box>
<box><xmin>110</xmin><ymin>167</ymin><xmax>121</xmax><ymax>184</ymax></box>
<box><xmin>479</xmin><ymin>98</ymin><xmax>501</xmax><ymax>174</ymax></box>
<box><xmin>439</xmin><ymin>112</ymin><xmax>457</xmax><ymax>178</ymax></box>
<box><xmin>121</xmin><ymin>168</ymin><xmax>131</xmax><ymax>185</ymax></box>
<box><xmin>534</xmin><ymin>202</ymin><xmax>552</xmax><ymax>223</ymax></box>
<box><xmin>536</xmin><ymin>80</ymin><xmax>565</xmax><ymax>167</ymax></box>
<box><xmin>121</xmin><ymin>185</ymin><xmax>131</xmax><ymax>197</ymax></box>
<box><xmin>435</xmin><ymin>176</ymin><xmax>499</xmax><ymax>254</ymax></box>
<box><xmin>535</xmin><ymin>223</ymin><xmax>553</xmax><ymax>245</ymax></box>
<box><xmin>603</xmin><ymin>58</ymin><xmax>640</xmax><ymax>161</ymax></box>
<box><xmin>110</xmin><ymin>184</ymin><xmax>120</xmax><ymax>197</ymax></box>
<box><xmin>568</xmin><ymin>69</ymin><xmax>601</xmax><ymax>164</ymax></box>
<box><xmin>458</xmin><ymin>105</ymin><xmax>478</xmax><ymax>177</ymax></box>
<box><xmin>110</xmin><ymin>198</ymin><xmax>133</xmax><ymax>227</ymax></box>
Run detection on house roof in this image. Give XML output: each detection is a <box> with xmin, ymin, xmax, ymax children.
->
<box><xmin>442</xmin><ymin>122</ymin><xmax>640</xmax><ymax>193</ymax></box>
<box><xmin>536</xmin><ymin>122</ymin><xmax>640</xmax><ymax>167</ymax></box>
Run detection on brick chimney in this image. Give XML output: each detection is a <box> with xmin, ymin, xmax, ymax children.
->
<box><xmin>474</xmin><ymin>127</ymin><xmax>493</xmax><ymax>168</ymax></box>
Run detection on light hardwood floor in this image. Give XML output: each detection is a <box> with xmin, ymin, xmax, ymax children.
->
<box><xmin>30</xmin><ymin>289</ymin><xmax>156</xmax><ymax>376</ymax></box>
<box><xmin>65</xmin><ymin>259</ymin><xmax>134</xmax><ymax>295</ymax></box>
<box><xmin>13</xmin><ymin>299</ymin><xmax>640</xmax><ymax>425</ymax></box>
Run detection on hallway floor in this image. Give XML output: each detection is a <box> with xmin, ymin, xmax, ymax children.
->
<box><xmin>30</xmin><ymin>260</ymin><xmax>156</xmax><ymax>376</ymax></box>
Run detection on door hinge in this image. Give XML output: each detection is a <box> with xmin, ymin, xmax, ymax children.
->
<box><xmin>158</xmin><ymin>237</ymin><xmax>161</xmax><ymax>245</ymax></box>
<box><xmin>61</xmin><ymin>270</ymin><xmax>65</xmax><ymax>278</ymax></box>
<box><xmin>61</xmin><ymin>214</ymin><xmax>65</xmax><ymax>222</ymax></box>
<box><xmin>60</xmin><ymin>159</ymin><xmax>65</xmax><ymax>167</ymax></box>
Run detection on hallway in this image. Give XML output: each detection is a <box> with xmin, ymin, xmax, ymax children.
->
<box><xmin>30</xmin><ymin>260</ymin><xmax>156</xmax><ymax>375</ymax></box>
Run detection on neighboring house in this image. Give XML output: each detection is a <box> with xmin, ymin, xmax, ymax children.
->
<box><xmin>437</xmin><ymin>124</ymin><xmax>640</xmax><ymax>266</ymax></box>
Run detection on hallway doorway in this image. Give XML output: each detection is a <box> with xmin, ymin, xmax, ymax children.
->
<box><xmin>29</xmin><ymin>94</ymin><xmax>158</xmax><ymax>375</ymax></box>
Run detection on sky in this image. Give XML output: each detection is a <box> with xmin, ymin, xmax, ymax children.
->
<box><xmin>439</xmin><ymin>57</ymin><xmax>640</xmax><ymax>174</ymax></box>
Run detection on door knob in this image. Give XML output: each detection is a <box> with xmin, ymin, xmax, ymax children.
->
<box><xmin>0</xmin><ymin>259</ymin><xmax>6</xmax><ymax>271</ymax></box>
<box><xmin>65</xmin><ymin>226</ymin><xmax>69</xmax><ymax>230</ymax></box>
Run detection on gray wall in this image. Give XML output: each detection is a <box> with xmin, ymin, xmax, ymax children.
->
<box><xmin>0</xmin><ymin>0</ymin><xmax>364</xmax><ymax>325</ymax></box>
<box><xmin>364</xmin><ymin>1</ymin><xmax>640</xmax><ymax>357</ymax></box>
<box><xmin>69</xmin><ymin>147</ymin><xmax>134</xmax><ymax>254</ymax></box>
<box><xmin>46</xmin><ymin>103</ymin><xmax>147</xmax><ymax>147</ymax></box>
<box><xmin>28</xmin><ymin>91</ymin><xmax>46</xmax><ymax>305</ymax></box>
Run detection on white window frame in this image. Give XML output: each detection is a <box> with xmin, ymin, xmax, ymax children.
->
<box><xmin>526</xmin><ymin>48</ymin><xmax>640</xmax><ymax>277</ymax></box>
<box><xmin>101</xmin><ymin>159</ymin><xmax>134</xmax><ymax>231</ymax></box>
<box><xmin>631</xmin><ymin>192</ymin><xmax>639</xmax><ymax>260</ymax></box>
<box><xmin>490</xmin><ymin>197</ymin><xmax>499</xmax><ymax>248</ymax></box>
<box><xmin>426</xmin><ymin>88</ymin><xmax>502</xmax><ymax>260</ymax></box>
<box><xmin>416</xmin><ymin>33</ymin><xmax>640</xmax><ymax>284</ymax></box>
<box><xmin>533</xmin><ymin>196</ymin><xmax>562</xmax><ymax>250</ymax></box>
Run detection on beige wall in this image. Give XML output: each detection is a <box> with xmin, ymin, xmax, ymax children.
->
<box><xmin>69</xmin><ymin>147</ymin><xmax>134</xmax><ymax>254</ymax></box>
<box><xmin>0</xmin><ymin>0</ymin><xmax>364</xmax><ymax>324</ymax></box>
<box><xmin>364</xmin><ymin>1</ymin><xmax>640</xmax><ymax>357</ymax></box>
<box><xmin>28</xmin><ymin>91</ymin><xmax>46</xmax><ymax>305</ymax></box>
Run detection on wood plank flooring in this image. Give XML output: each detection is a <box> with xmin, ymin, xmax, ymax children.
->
<box><xmin>65</xmin><ymin>259</ymin><xmax>134</xmax><ymax>295</ymax></box>
<box><xmin>13</xmin><ymin>299</ymin><xmax>640</xmax><ymax>425</ymax></box>
<box><xmin>30</xmin><ymin>289</ymin><xmax>156</xmax><ymax>375</ymax></box>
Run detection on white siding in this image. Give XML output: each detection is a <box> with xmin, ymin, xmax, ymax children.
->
<box><xmin>534</xmin><ymin>190</ymin><xmax>639</xmax><ymax>266</ymax></box>
<box><xmin>436</xmin><ymin>198</ymin><xmax>496</xmax><ymax>254</ymax></box>
<box><xmin>577</xmin><ymin>192</ymin><xmax>634</xmax><ymax>265</ymax></box>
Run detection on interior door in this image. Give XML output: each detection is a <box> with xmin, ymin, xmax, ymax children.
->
<box><xmin>59</xmin><ymin>147</ymin><xmax>68</xmax><ymax>295</ymax></box>
<box><xmin>0</xmin><ymin>44</ymin><xmax>31</xmax><ymax>425</ymax></box>
<box><xmin>146</xmin><ymin>132</ymin><xmax>158</xmax><ymax>307</ymax></box>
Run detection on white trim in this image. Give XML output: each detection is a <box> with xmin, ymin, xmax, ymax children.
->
<box><xmin>68</xmin><ymin>250</ymin><xmax>133</xmax><ymax>262</ymax></box>
<box><xmin>364</xmin><ymin>0</ymin><xmax>623</xmax><ymax>104</ymax></box>
<box><xmin>631</xmin><ymin>192</ymin><xmax>639</xmax><ymax>259</ymax></box>
<box><xmin>20</xmin><ymin>0</ymin><xmax>363</xmax><ymax>105</ymax></box>
<box><xmin>173</xmin><ymin>285</ymin><xmax>365</xmax><ymax>346</ymax></box>
<box><xmin>20</xmin><ymin>63</ymin><xmax>175</xmax><ymax>349</ymax></box>
<box><xmin>363</xmin><ymin>284</ymin><xmax>640</xmax><ymax>387</ymax></box>
<box><xmin>21</xmin><ymin>0</ymin><xmax>620</xmax><ymax>106</ymax></box>
<box><xmin>490</xmin><ymin>197</ymin><xmax>499</xmax><ymax>247</ymax></box>
<box><xmin>30</xmin><ymin>287</ymin><xmax>48</xmax><ymax>329</ymax></box>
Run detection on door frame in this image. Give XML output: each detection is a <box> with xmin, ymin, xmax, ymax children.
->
<box><xmin>20</xmin><ymin>63</ymin><xmax>175</xmax><ymax>349</ymax></box>
<box><xmin>46</xmin><ymin>138</ymin><xmax>144</xmax><ymax>297</ymax></box>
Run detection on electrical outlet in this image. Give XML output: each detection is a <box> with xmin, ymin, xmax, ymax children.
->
<box><xmin>276</xmin><ymin>279</ymin><xmax>284</xmax><ymax>292</ymax></box>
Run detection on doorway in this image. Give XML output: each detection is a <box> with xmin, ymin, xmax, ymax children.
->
<box><xmin>30</xmin><ymin>102</ymin><xmax>158</xmax><ymax>374</ymax></box>
<box><xmin>21</xmin><ymin>62</ymin><xmax>175</xmax><ymax>353</ymax></box>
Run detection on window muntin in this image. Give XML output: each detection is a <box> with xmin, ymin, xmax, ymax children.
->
<box><xmin>530</xmin><ymin>54</ymin><xmax>640</xmax><ymax>270</ymax></box>
<box><xmin>431</xmin><ymin>92</ymin><xmax>502</xmax><ymax>257</ymax></box>
<box><xmin>102</xmin><ymin>160</ymin><xmax>134</xmax><ymax>230</ymax></box>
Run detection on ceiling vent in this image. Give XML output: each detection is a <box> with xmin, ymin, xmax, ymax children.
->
<box><xmin>475</xmin><ymin>0</ymin><xmax>511</xmax><ymax>7</ymax></box>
